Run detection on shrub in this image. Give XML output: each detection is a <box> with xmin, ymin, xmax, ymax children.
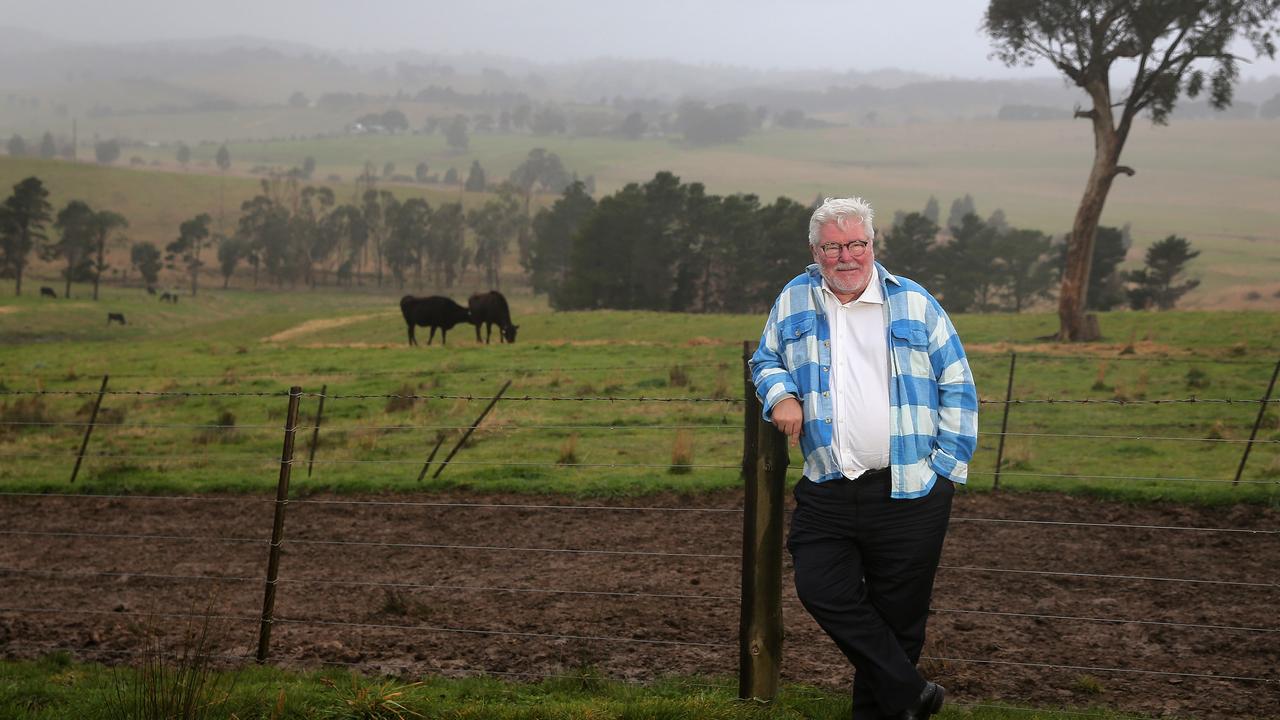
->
<box><xmin>1185</xmin><ymin>367</ymin><xmax>1210</xmax><ymax>390</ymax></box>
<box><xmin>385</xmin><ymin>384</ymin><xmax>418</xmax><ymax>413</ymax></box>
<box><xmin>557</xmin><ymin>434</ymin><xmax>579</xmax><ymax>465</ymax></box>
<box><xmin>668</xmin><ymin>364</ymin><xmax>689</xmax><ymax>388</ymax></box>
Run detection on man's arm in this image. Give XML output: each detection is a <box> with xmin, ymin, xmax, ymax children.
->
<box><xmin>749</xmin><ymin>301</ymin><xmax>802</xmax><ymax>446</ymax></box>
<box><xmin>927</xmin><ymin>299</ymin><xmax>978</xmax><ymax>482</ymax></box>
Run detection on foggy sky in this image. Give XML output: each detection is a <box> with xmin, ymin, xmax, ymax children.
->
<box><xmin>5</xmin><ymin>0</ymin><xmax>1280</xmax><ymax>79</ymax></box>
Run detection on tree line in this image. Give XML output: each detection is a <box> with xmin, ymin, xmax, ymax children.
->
<box><xmin>525</xmin><ymin>178</ymin><xmax>1200</xmax><ymax>315</ymax></box>
<box><xmin>1</xmin><ymin>169</ymin><xmax>1199</xmax><ymax>312</ymax></box>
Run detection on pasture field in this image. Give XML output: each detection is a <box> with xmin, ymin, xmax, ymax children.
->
<box><xmin>4</xmin><ymin>116</ymin><xmax>1280</xmax><ymax>308</ymax></box>
<box><xmin>0</xmin><ymin>655</ymin><xmax>1155</xmax><ymax>720</ymax></box>
<box><xmin>1</xmin><ymin>286</ymin><xmax>1277</xmax><ymax>504</ymax></box>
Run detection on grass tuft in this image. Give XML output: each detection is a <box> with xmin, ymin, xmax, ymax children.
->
<box><xmin>669</xmin><ymin>429</ymin><xmax>694</xmax><ymax>474</ymax></box>
<box><xmin>558</xmin><ymin>433</ymin><xmax>580</xmax><ymax>466</ymax></box>
<box><xmin>317</xmin><ymin>673</ymin><xmax>423</xmax><ymax>720</ymax></box>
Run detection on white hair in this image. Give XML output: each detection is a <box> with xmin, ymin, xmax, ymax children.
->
<box><xmin>808</xmin><ymin>197</ymin><xmax>875</xmax><ymax>246</ymax></box>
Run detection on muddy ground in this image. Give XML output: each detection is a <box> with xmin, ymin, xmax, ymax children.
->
<box><xmin>1</xmin><ymin>488</ymin><xmax>1276</xmax><ymax>718</ymax></box>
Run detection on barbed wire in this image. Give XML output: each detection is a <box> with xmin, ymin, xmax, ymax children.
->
<box><xmin>923</xmin><ymin>655</ymin><xmax>1276</xmax><ymax>684</ymax></box>
<box><xmin>6</xmin><ymin>362</ymin><xmax>730</xmax><ymax>382</ymax></box>
<box><xmin>290</xmin><ymin>498</ymin><xmax>742</xmax><ymax>513</ymax></box>
<box><xmin>964</xmin><ymin>470</ymin><xmax>1277</xmax><ymax>485</ymax></box>
<box><xmin>949</xmin><ymin>516</ymin><xmax>1280</xmax><ymax>535</ymax></box>
<box><xmin>285</xmin><ymin>536</ymin><xmax>737</xmax><ymax>560</ymax></box>
<box><xmin>4</xmin><ymin>417</ymin><xmax>1279</xmax><ymax>443</ymax></box>
<box><xmin>966</xmin><ymin>351</ymin><xmax>1278</xmax><ymax>367</ymax></box>
<box><xmin>4</xmin><ymin>386</ymin><xmax>1277</xmax><ymax>405</ymax></box>
<box><xmin>983</xmin><ymin>430</ymin><xmax>1280</xmax><ymax>444</ymax></box>
<box><xmin>931</xmin><ymin>607</ymin><xmax>1278</xmax><ymax>634</ymax></box>
<box><xmin>0</xmin><ymin>529</ymin><xmax>267</xmax><ymax>545</ymax></box>
<box><xmin>939</xmin><ymin>563</ymin><xmax>1275</xmax><ymax>588</ymax></box>
<box><xmin>0</xmin><ymin>491</ymin><xmax>271</xmax><ymax>503</ymax></box>
<box><xmin>272</xmin><ymin>616</ymin><xmax>732</xmax><ymax>649</ymax></box>
<box><xmin>0</xmin><ymin>605</ymin><xmax>260</xmax><ymax>624</ymax></box>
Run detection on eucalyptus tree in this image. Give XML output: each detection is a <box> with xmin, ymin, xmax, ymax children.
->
<box><xmin>89</xmin><ymin>209</ymin><xmax>128</xmax><ymax>300</ymax></box>
<box><xmin>166</xmin><ymin>213</ymin><xmax>211</xmax><ymax>296</ymax></box>
<box><xmin>47</xmin><ymin>200</ymin><xmax>97</xmax><ymax>298</ymax></box>
<box><xmin>0</xmin><ymin>176</ymin><xmax>52</xmax><ymax>296</ymax></box>
<box><xmin>985</xmin><ymin>0</ymin><xmax>1280</xmax><ymax>339</ymax></box>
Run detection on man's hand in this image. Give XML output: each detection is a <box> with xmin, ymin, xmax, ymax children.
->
<box><xmin>771</xmin><ymin>396</ymin><xmax>803</xmax><ymax>448</ymax></box>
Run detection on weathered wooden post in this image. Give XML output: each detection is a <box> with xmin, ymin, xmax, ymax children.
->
<box><xmin>739</xmin><ymin>341</ymin><xmax>787</xmax><ymax>701</ymax></box>
<box><xmin>742</xmin><ymin>341</ymin><xmax>759</xmax><ymax>482</ymax></box>
<box><xmin>69</xmin><ymin>374</ymin><xmax>109</xmax><ymax>484</ymax></box>
<box><xmin>257</xmin><ymin>385</ymin><xmax>301</xmax><ymax>663</ymax></box>
<box><xmin>1234</xmin><ymin>358</ymin><xmax>1280</xmax><ymax>485</ymax></box>
<box><xmin>992</xmin><ymin>352</ymin><xmax>1017</xmax><ymax>491</ymax></box>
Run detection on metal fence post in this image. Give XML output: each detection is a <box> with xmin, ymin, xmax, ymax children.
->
<box><xmin>432</xmin><ymin>380</ymin><xmax>512</xmax><ymax>479</ymax></box>
<box><xmin>739</xmin><ymin>382</ymin><xmax>787</xmax><ymax>701</ymax></box>
<box><xmin>992</xmin><ymin>352</ymin><xmax>1017</xmax><ymax>491</ymax></box>
<box><xmin>69</xmin><ymin>374</ymin><xmax>109</xmax><ymax>484</ymax></box>
<box><xmin>257</xmin><ymin>385</ymin><xmax>302</xmax><ymax>663</ymax></box>
<box><xmin>1234</xmin><ymin>358</ymin><xmax>1280</xmax><ymax>485</ymax></box>
<box><xmin>305</xmin><ymin>384</ymin><xmax>326</xmax><ymax>478</ymax></box>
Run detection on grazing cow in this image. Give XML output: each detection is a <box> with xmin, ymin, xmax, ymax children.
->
<box><xmin>159</xmin><ymin>292</ymin><xmax>179</xmax><ymax>304</ymax></box>
<box><xmin>400</xmin><ymin>295</ymin><xmax>471</xmax><ymax>346</ymax></box>
<box><xmin>468</xmin><ymin>290</ymin><xmax>518</xmax><ymax>344</ymax></box>
<box><xmin>107</xmin><ymin>312</ymin><xmax>126</xmax><ymax>325</ymax></box>
<box><xmin>145</xmin><ymin>286</ymin><xmax>157</xmax><ymax>296</ymax></box>
<box><xmin>40</xmin><ymin>286</ymin><xmax>57</xmax><ymax>299</ymax></box>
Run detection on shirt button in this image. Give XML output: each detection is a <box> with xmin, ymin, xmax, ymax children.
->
<box><xmin>822</xmin><ymin>366</ymin><xmax>829</xmax><ymax>372</ymax></box>
<box><xmin>823</xmin><ymin>391</ymin><xmax>829</xmax><ymax>397</ymax></box>
<box><xmin>825</xmin><ymin>418</ymin><xmax>831</xmax><ymax>423</ymax></box>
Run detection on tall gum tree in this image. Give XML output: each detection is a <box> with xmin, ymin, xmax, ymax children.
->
<box><xmin>984</xmin><ymin>0</ymin><xmax>1280</xmax><ymax>340</ymax></box>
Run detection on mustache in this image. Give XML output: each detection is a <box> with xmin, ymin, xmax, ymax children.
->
<box><xmin>834</xmin><ymin>263</ymin><xmax>861</xmax><ymax>271</ymax></box>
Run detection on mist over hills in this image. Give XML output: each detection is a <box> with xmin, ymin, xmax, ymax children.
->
<box><xmin>1</xmin><ymin>24</ymin><xmax>1277</xmax><ymax>142</ymax></box>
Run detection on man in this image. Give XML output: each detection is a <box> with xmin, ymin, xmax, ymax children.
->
<box><xmin>750</xmin><ymin>197</ymin><xmax>977</xmax><ymax>720</ymax></box>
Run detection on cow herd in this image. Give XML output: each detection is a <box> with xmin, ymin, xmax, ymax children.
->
<box><xmin>400</xmin><ymin>290</ymin><xmax>519</xmax><ymax>347</ymax></box>
<box><xmin>32</xmin><ymin>284</ymin><xmax>520</xmax><ymax>346</ymax></box>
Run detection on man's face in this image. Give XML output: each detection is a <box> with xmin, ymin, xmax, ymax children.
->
<box><xmin>812</xmin><ymin>220</ymin><xmax>875</xmax><ymax>300</ymax></box>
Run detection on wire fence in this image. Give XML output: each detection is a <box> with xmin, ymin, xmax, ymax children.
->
<box><xmin>1</xmin><ymin>356</ymin><xmax>1279</xmax><ymax>717</ymax></box>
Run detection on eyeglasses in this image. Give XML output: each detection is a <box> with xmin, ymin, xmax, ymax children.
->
<box><xmin>817</xmin><ymin>240</ymin><xmax>870</xmax><ymax>259</ymax></box>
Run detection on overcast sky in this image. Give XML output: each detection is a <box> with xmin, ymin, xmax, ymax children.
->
<box><xmin>6</xmin><ymin>0</ymin><xmax>1280</xmax><ymax>79</ymax></box>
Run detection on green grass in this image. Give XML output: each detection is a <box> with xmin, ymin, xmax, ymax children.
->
<box><xmin>1</xmin><ymin>287</ymin><xmax>1277</xmax><ymax>504</ymax></box>
<box><xmin>0</xmin><ymin>654</ymin><xmax>1156</xmax><ymax>719</ymax></box>
<box><xmin>4</xmin><ymin>117</ymin><xmax>1280</xmax><ymax>308</ymax></box>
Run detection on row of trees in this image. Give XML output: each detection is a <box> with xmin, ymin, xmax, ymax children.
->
<box><xmin>525</xmin><ymin>175</ymin><xmax>1200</xmax><ymax>315</ymax></box>
<box><xmin>1</xmin><ymin>169</ymin><xmax>1200</xmax><ymax>313</ymax></box>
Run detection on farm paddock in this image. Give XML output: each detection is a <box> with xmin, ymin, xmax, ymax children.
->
<box><xmin>1</xmin><ymin>488</ymin><xmax>1276</xmax><ymax>718</ymax></box>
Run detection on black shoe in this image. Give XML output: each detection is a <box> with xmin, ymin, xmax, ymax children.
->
<box><xmin>897</xmin><ymin>681</ymin><xmax>944</xmax><ymax>720</ymax></box>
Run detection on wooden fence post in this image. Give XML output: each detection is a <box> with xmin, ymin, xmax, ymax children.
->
<box><xmin>69</xmin><ymin>374</ymin><xmax>109</xmax><ymax>484</ymax></box>
<box><xmin>742</xmin><ymin>341</ymin><xmax>759</xmax><ymax>482</ymax></box>
<box><xmin>257</xmin><ymin>385</ymin><xmax>302</xmax><ymax>664</ymax></box>
<box><xmin>305</xmin><ymin>384</ymin><xmax>326</xmax><ymax>478</ymax></box>
<box><xmin>739</xmin><ymin>360</ymin><xmax>787</xmax><ymax>701</ymax></box>
<box><xmin>992</xmin><ymin>352</ymin><xmax>1017</xmax><ymax>491</ymax></box>
<box><xmin>1234</xmin><ymin>358</ymin><xmax>1280</xmax><ymax>485</ymax></box>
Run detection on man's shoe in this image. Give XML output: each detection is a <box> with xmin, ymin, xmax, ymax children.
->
<box><xmin>897</xmin><ymin>681</ymin><xmax>945</xmax><ymax>720</ymax></box>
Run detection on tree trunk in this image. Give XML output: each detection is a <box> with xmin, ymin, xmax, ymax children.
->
<box><xmin>1057</xmin><ymin>87</ymin><xmax>1130</xmax><ymax>342</ymax></box>
<box><xmin>14</xmin><ymin>264</ymin><xmax>22</xmax><ymax>296</ymax></box>
<box><xmin>191</xmin><ymin>241</ymin><xmax>201</xmax><ymax>297</ymax></box>
<box><xmin>92</xmin><ymin>235</ymin><xmax>105</xmax><ymax>301</ymax></box>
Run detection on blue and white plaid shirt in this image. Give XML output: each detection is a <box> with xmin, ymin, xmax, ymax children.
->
<box><xmin>750</xmin><ymin>262</ymin><xmax>978</xmax><ymax>499</ymax></box>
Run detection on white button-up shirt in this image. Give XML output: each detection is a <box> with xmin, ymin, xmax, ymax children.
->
<box><xmin>820</xmin><ymin>266</ymin><xmax>891</xmax><ymax>479</ymax></box>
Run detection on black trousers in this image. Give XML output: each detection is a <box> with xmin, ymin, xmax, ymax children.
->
<box><xmin>787</xmin><ymin>469</ymin><xmax>954</xmax><ymax>719</ymax></box>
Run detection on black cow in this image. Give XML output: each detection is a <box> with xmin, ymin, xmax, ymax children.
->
<box><xmin>39</xmin><ymin>287</ymin><xmax>57</xmax><ymax>299</ymax></box>
<box><xmin>468</xmin><ymin>290</ymin><xmax>518</xmax><ymax>344</ymax></box>
<box><xmin>107</xmin><ymin>312</ymin><xmax>126</xmax><ymax>325</ymax></box>
<box><xmin>400</xmin><ymin>295</ymin><xmax>471</xmax><ymax>346</ymax></box>
<box><xmin>145</xmin><ymin>286</ymin><xmax>157</xmax><ymax>296</ymax></box>
<box><xmin>159</xmin><ymin>292</ymin><xmax>179</xmax><ymax>304</ymax></box>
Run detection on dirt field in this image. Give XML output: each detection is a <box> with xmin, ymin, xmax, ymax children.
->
<box><xmin>1</xmin><ymin>488</ymin><xmax>1276</xmax><ymax>718</ymax></box>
